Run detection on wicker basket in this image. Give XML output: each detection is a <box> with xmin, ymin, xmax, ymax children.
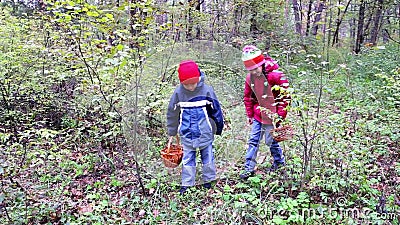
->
<box><xmin>160</xmin><ymin>136</ymin><xmax>183</xmax><ymax>168</ymax></box>
<box><xmin>270</xmin><ymin>124</ymin><xmax>294</xmax><ymax>142</ymax></box>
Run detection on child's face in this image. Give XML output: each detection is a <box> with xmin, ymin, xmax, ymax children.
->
<box><xmin>249</xmin><ymin>66</ymin><xmax>262</xmax><ymax>76</ymax></box>
<box><xmin>182</xmin><ymin>82</ymin><xmax>198</xmax><ymax>91</ymax></box>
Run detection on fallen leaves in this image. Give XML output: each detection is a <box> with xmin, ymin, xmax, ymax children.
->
<box><xmin>77</xmin><ymin>203</ymin><xmax>93</xmax><ymax>214</ymax></box>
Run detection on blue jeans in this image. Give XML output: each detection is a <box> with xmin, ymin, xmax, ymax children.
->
<box><xmin>181</xmin><ymin>143</ymin><xmax>216</xmax><ymax>187</ymax></box>
<box><xmin>244</xmin><ymin>119</ymin><xmax>285</xmax><ymax>172</ymax></box>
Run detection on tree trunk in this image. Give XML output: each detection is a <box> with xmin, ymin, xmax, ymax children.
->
<box><xmin>250</xmin><ymin>12</ymin><xmax>259</xmax><ymax>36</ymax></box>
<box><xmin>327</xmin><ymin>0</ymin><xmax>333</xmax><ymax>47</ymax></box>
<box><xmin>382</xmin><ymin>9</ymin><xmax>391</xmax><ymax>43</ymax></box>
<box><xmin>187</xmin><ymin>7</ymin><xmax>193</xmax><ymax>41</ymax></box>
<box><xmin>363</xmin><ymin>11</ymin><xmax>374</xmax><ymax>39</ymax></box>
<box><xmin>369</xmin><ymin>0</ymin><xmax>384</xmax><ymax>45</ymax></box>
<box><xmin>312</xmin><ymin>1</ymin><xmax>325</xmax><ymax>35</ymax></box>
<box><xmin>332</xmin><ymin>0</ymin><xmax>352</xmax><ymax>46</ymax></box>
<box><xmin>232</xmin><ymin>6</ymin><xmax>240</xmax><ymax>37</ymax></box>
<box><xmin>195</xmin><ymin>0</ymin><xmax>202</xmax><ymax>39</ymax></box>
<box><xmin>354</xmin><ymin>0</ymin><xmax>366</xmax><ymax>54</ymax></box>
<box><xmin>186</xmin><ymin>0</ymin><xmax>203</xmax><ymax>40</ymax></box>
<box><xmin>349</xmin><ymin>3</ymin><xmax>356</xmax><ymax>41</ymax></box>
<box><xmin>305</xmin><ymin>0</ymin><xmax>313</xmax><ymax>36</ymax></box>
<box><xmin>292</xmin><ymin>0</ymin><xmax>302</xmax><ymax>35</ymax></box>
<box><xmin>129</xmin><ymin>0</ymin><xmax>140</xmax><ymax>48</ymax></box>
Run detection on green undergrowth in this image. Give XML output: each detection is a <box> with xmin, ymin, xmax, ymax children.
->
<box><xmin>1</xmin><ymin>24</ymin><xmax>399</xmax><ymax>225</ymax></box>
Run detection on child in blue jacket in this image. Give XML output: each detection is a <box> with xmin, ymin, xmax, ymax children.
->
<box><xmin>166</xmin><ymin>60</ymin><xmax>224</xmax><ymax>194</ymax></box>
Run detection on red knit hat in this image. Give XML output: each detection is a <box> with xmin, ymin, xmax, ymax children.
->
<box><xmin>241</xmin><ymin>45</ymin><xmax>266</xmax><ymax>70</ymax></box>
<box><xmin>178</xmin><ymin>60</ymin><xmax>200</xmax><ymax>84</ymax></box>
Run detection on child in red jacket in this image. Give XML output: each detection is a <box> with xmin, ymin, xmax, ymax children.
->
<box><xmin>240</xmin><ymin>45</ymin><xmax>291</xmax><ymax>179</ymax></box>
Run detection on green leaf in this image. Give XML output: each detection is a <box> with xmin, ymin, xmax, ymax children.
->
<box><xmin>272</xmin><ymin>216</ymin><xmax>286</xmax><ymax>225</ymax></box>
<box><xmin>64</xmin><ymin>15</ymin><xmax>72</xmax><ymax>22</ymax></box>
<box><xmin>223</xmin><ymin>185</ymin><xmax>232</xmax><ymax>192</ymax></box>
<box><xmin>234</xmin><ymin>201</ymin><xmax>247</xmax><ymax>208</ymax></box>
<box><xmin>67</xmin><ymin>0</ymin><xmax>76</xmax><ymax>6</ymax></box>
<box><xmin>116</xmin><ymin>44</ymin><xmax>124</xmax><ymax>51</ymax></box>
<box><xmin>87</xmin><ymin>11</ymin><xmax>99</xmax><ymax>17</ymax></box>
<box><xmin>170</xmin><ymin>201</ymin><xmax>178</xmax><ymax>211</ymax></box>
<box><xmin>248</xmin><ymin>176</ymin><xmax>260</xmax><ymax>184</ymax></box>
<box><xmin>105</xmin><ymin>13</ymin><xmax>114</xmax><ymax>20</ymax></box>
<box><xmin>337</xmin><ymin>4</ymin><xmax>345</xmax><ymax>10</ymax></box>
<box><xmin>120</xmin><ymin>59</ymin><xmax>127</xmax><ymax>68</ymax></box>
<box><xmin>235</xmin><ymin>183</ymin><xmax>249</xmax><ymax>189</ymax></box>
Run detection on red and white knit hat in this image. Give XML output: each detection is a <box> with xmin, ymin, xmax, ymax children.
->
<box><xmin>241</xmin><ymin>45</ymin><xmax>266</xmax><ymax>70</ymax></box>
<box><xmin>178</xmin><ymin>60</ymin><xmax>200</xmax><ymax>84</ymax></box>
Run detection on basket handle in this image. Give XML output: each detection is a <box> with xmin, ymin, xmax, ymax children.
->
<box><xmin>264</xmin><ymin>108</ymin><xmax>279</xmax><ymax>129</ymax></box>
<box><xmin>167</xmin><ymin>136</ymin><xmax>180</xmax><ymax>153</ymax></box>
<box><xmin>270</xmin><ymin>113</ymin><xmax>278</xmax><ymax>129</ymax></box>
<box><xmin>271</xmin><ymin>113</ymin><xmax>284</xmax><ymax>129</ymax></box>
<box><xmin>272</xmin><ymin>117</ymin><xmax>277</xmax><ymax>129</ymax></box>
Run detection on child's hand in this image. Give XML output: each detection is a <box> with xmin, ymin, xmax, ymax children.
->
<box><xmin>247</xmin><ymin>117</ymin><xmax>253</xmax><ymax>125</ymax></box>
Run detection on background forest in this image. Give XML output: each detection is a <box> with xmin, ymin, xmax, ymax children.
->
<box><xmin>0</xmin><ymin>0</ymin><xmax>399</xmax><ymax>224</ymax></box>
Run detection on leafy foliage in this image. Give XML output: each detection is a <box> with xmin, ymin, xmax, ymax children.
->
<box><xmin>1</xmin><ymin>2</ymin><xmax>399</xmax><ymax>225</ymax></box>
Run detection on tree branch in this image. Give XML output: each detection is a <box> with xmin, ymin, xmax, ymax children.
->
<box><xmin>384</xmin><ymin>29</ymin><xmax>400</xmax><ymax>44</ymax></box>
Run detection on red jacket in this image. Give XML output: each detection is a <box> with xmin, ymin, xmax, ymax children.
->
<box><xmin>243</xmin><ymin>57</ymin><xmax>290</xmax><ymax>125</ymax></box>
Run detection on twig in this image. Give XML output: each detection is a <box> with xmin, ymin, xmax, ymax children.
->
<box><xmin>384</xmin><ymin>29</ymin><xmax>400</xmax><ymax>44</ymax></box>
<box><xmin>74</xmin><ymin>37</ymin><xmax>148</xmax><ymax>195</ymax></box>
<box><xmin>0</xmin><ymin>180</ymin><xmax>13</xmax><ymax>223</ymax></box>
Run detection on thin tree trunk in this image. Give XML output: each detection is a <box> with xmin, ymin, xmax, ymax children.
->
<box><xmin>332</xmin><ymin>0</ymin><xmax>352</xmax><ymax>46</ymax></box>
<box><xmin>186</xmin><ymin>0</ymin><xmax>203</xmax><ymax>40</ymax></box>
<box><xmin>354</xmin><ymin>0</ymin><xmax>366</xmax><ymax>54</ymax></box>
<box><xmin>232</xmin><ymin>6</ymin><xmax>240</xmax><ymax>37</ymax></box>
<box><xmin>370</xmin><ymin>0</ymin><xmax>384</xmax><ymax>45</ymax></box>
<box><xmin>312</xmin><ymin>1</ymin><xmax>325</xmax><ymax>35</ymax></box>
<box><xmin>292</xmin><ymin>0</ymin><xmax>302</xmax><ymax>35</ymax></box>
<box><xmin>349</xmin><ymin>3</ymin><xmax>356</xmax><ymax>41</ymax></box>
<box><xmin>250</xmin><ymin>11</ymin><xmax>258</xmax><ymax>36</ymax></box>
<box><xmin>195</xmin><ymin>0</ymin><xmax>202</xmax><ymax>39</ymax></box>
<box><xmin>284</xmin><ymin>0</ymin><xmax>290</xmax><ymax>32</ymax></box>
<box><xmin>171</xmin><ymin>0</ymin><xmax>181</xmax><ymax>42</ymax></box>
<box><xmin>363</xmin><ymin>12</ymin><xmax>374</xmax><ymax>39</ymax></box>
<box><xmin>327</xmin><ymin>0</ymin><xmax>333</xmax><ymax>47</ymax></box>
<box><xmin>187</xmin><ymin>7</ymin><xmax>193</xmax><ymax>41</ymax></box>
<box><xmin>129</xmin><ymin>0</ymin><xmax>140</xmax><ymax>48</ymax></box>
<box><xmin>382</xmin><ymin>9</ymin><xmax>391</xmax><ymax>43</ymax></box>
<box><xmin>305</xmin><ymin>0</ymin><xmax>313</xmax><ymax>36</ymax></box>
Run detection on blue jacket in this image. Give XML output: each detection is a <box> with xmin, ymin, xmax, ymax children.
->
<box><xmin>166</xmin><ymin>72</ymin><xmax>224</xmax><ymax>149</ymax></box>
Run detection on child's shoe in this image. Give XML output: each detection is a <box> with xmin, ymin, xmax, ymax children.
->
<box><xmin>239</xmin><ymin>170</ymin><xmax>255</xmax><ymax>180</ymax></box>
<box><xmin>179</xmin><ymin>186</ymin><xmax>189</xmax><ymax>195</ymax></box>
<box><xmin>203</xmin><ymin>182</ymin><xmax>212</xmax><ymax>189</ymax></box>
<box><xmin>267</xmin><ymin>163</ymin><xmax>285</xmax><ymax>172</ymax></box>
